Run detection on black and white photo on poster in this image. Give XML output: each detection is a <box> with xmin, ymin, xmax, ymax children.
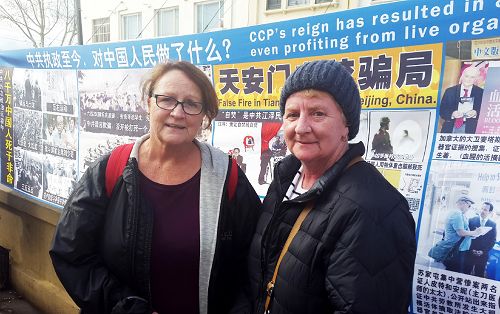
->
<box><xmin>13</xmin><ymin>148</ymin><xmax>43</xmax><ymax>198</ymax></box>
<box><xmin>43</xmin><ymin>113</ymin><xmax>78</xmax><ymax>153</ymax></box>
<box><xmin>78</xmin><ymin>69</ymin><xmax>149</xmax><ymax>137</ymax></box>
<box><xmin>12</xmin><ymin>69</ymin><xmax>78</xmax><ymax>114</ymax></box>
<box><xmin>78</xmin><ymin>132</ymin><xmax>135</xmax><ymax>178</ymax></box>
<box><xmin>43</xmin><ymin>70</ymin><xmax>78</xmax><ymax>115</ymax></box>
<box><xmin>416</xmin><ymin>160</ymin><xmax>500</xmax><ymax>280</ymax></box>
<box><xmin>13</xmin><ymin>107</ymin><xmax>42</xmax><ymax>153</ymax></box>
<box><xmin>42</xmin><ymin>154</ymin><xmax>77</xmax><ymax>205</ymax></box>
<box><xmin>12</xmin><ymin>69</ymin><xmax>43</xmax><ymax>111</ymax></box>
<box><xmin>78</xmin><ymin>69</ymin><xmax>147</xmax><ymax>112</ymax></box>
<box><xmin>366</xmin><ymin>110</ymin><xmax>434</xmax><ymax>163</ymax></box>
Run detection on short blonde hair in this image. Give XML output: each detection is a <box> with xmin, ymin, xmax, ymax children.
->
<box><xmin>141</xmin><ymin>61</ymin><xmax>218</xmax><ymax>128</ymax></box>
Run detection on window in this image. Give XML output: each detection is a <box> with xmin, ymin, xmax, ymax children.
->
<box><xmin>287</xmin><ymin>0</ymin><xmax>307</xmax><ymax>6</ymax></box>
<box><xmin>267</xmin><ymin>0</ymin><xmax>281</xmax><ymax>10</ymax></box>
<box><xmin>371</xmin><ymin>0</ymin><xmax>399</xmax><ymax>4</ymax></box>
<box><xmin>267</xmin><ymin>0</ymin><xmax>333</xmax><ymax>10</ymax></box>
<box><xmin>196</xmin><ymin>1</ymin><xmax>223</xmax><ymax>33</ymax></box>
<box><xmin>92</xmin><ymin>17</ymin><xmax>110</xmax><ymax>43</ymax></box>
<box><xmin>156</xmin><ymin>7</ymin><xmax>179</xmax><ymax>37</ymax></box>
<box><xmin>121</xmin><ymin>13</ymin><xmax>142</xmax><ymax>40</ymax></box>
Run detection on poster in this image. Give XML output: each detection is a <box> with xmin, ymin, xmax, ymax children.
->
<box><xmin>1</xmin><ymin>0</ymin><xmax>500</xmax><ymax>312</ymax></box>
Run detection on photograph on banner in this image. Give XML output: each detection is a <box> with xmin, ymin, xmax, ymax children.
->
<box><xmin>476</xmin><ymin>60</ymin><xmax>500</xmax><ymax>135</ymax></box>
<box><xmin>78</xmin><ymin>132</ymin><xmax>135</xmax><ymax>178</ymax></box>
<box><xmin>438</xmin><ymin>59</ymin><xmax>490</xmax><ymax>135</ymax></box>
<box><xmin>192</xmin><ymin>64</ymin><xmax>213</xmax><ymax>143</ymax></box>
<box><xmin>12</xmin><ymin>69</ymin><xmax>77</xmax><ymax>114</ymax></box>
<box><xmin>433</xmin><ymin>47</ymin><xmax>499</xmax><ymax>163</ymax></box>
<box><xmin>78</xmin><ymin>69</ymin><xmax>149</xmax><ymax>137</ymax></box>
<box><xmin>12</xmin><ymin>69</ymin><xmax>44</xmax><ymax>111</ymax></box>
<box><xmin>416</xmin><ymin>160</ymin><xmax>500</xmax><ymax>280</ymax></box>
<box><xmin>43</xmin><ymin>114</ymin><xmax>78</xmax><ymax>152</ymax></box>
<box><xmin>13</xmin><ymin>148</ymin><xmax>43</xmax><ymax>198</ymax></box>
<box><xmin>257</xmin><ymin>122</ymin><xmax>287</xmax><ymax>189</ymax></box>
<box><xmin>13</xmin><ymin>107</ymin><xmax>42</xmax><ymax>153</ymax></box>
<box><xmin>213</xmin><ymin>43</ymin><xmax>442</xmax><ymax>112</ymax></box>
<box><xmin>366</xmin><ymin>110</ymin><xmax>434</xmax><ymax>163</ymax></box>
<box><xmin>349</xmin><ymin>111</ymin><xmax>368</xmax><ymax>144</ymax></box>
<box><xmin>43</xmin><ymin>70</ymin><xmax>78</xmax><ymax>116</ymax></box>
<box><xmin>42</xmin><ymin>154</ymin><xmax>78</xmax><ymax>206</ymax></box>
<box><xmin>196</xmin><ymin>121</ymin><xmax>213</xmax><ymax>144</ymax></box>
<box><xmin>212</xmin><ymin>120</ymin><xmax>265</xmax><ymax>195</ymax></box>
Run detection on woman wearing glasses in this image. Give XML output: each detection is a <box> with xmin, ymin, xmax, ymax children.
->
<box><xmin>50</xmin><ymin>61</ymin><xmax>261</xmax><ymax>314</ymax></box>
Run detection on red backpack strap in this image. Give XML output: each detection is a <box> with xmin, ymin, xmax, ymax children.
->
<box><xmin>105</xmin><ymin>143</ymin><xmax>134</xmax><ymax>198</ymax></box>
<box><xmin>227</xmin><ymin>158</ymin><xmax>238</xmax><ymax>202</ymax></box>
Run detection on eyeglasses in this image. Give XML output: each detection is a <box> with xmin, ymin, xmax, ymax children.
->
<box><xmin>154</xmin><ymin>94</ymin><xmax>204</xmax><ymax>115</ymax></box>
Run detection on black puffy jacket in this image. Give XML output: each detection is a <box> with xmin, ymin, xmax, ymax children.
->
<box><xmin>50</xmin><ymin>140</ymin><xmax>261</xmax><ymax>314</ymax></box>
<box><xmin>243</xmin><ymin>142</ymin><xmax>416</xmax><ymax>314</ymax></box>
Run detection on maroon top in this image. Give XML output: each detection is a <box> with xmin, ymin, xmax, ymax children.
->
<box><xmin>139</xmin><ymin>170</ymin><xmax>201</xmax><ymax>314</ymax></box>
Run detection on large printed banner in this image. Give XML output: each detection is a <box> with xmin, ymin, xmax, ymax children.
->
<box><xmin>1</xmin><ymin>0</ymin><xmax>500</xmax><ymax>312</ymax></box>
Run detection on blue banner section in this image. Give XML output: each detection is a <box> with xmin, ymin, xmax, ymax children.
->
<box><xmin>0</xmin><ymin>0</ymin><xmax>498</xmax><ymax>69</ymax></box>
<box><xmin>0</xmin><ymin>1</ymin><xmax>500</xmax><ymax>313</ymax></box>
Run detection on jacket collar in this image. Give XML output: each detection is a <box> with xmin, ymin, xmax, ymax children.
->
<box><xmin>276</xmin><ymin>142</ymin><xmax>365</xmax><ymax>203</ymax></box>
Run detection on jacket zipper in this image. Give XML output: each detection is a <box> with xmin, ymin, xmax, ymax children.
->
<box><xmin>144</xmin><ymin>191</ymin><xmax>153</xmax><ymax>304</ymax></box>
<box><xmin>257</xmin><ymin>161</ymin><xmax>283</xmax><ymax>313</ymax></box>
<box><xmin>257</xmin><ymin>159</ymin><xmax>317</xmax><ymax>313</ymax></box>
<box><xmin>129</xmin><ymin>161</ymin><xmax>138</xmax><ymax>278</ymax></box>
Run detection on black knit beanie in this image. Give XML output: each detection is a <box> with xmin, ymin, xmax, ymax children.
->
<box><xmin>279</xmin><ymin>60</ymin><xmax>361</xmax><ymax>140</ymax></box>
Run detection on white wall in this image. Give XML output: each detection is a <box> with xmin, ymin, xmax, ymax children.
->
<box><xmin>80</xmin><ymin>0</ymin><xmax>253</xmax><ymax>44</ymax></box>
<box><xmin>80</xmin><ymin>0</ymin><xmax>401</xmax><ymax>44</ymax></box>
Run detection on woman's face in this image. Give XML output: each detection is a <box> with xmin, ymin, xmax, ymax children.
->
<box><xmin>148</xmin><ymin>69</ymin><xmax>205</xmax><ymax>147</ymax></box>
<box><xmin>283</xmin><ymin>90</ymin><xmax>349</xmax><ymax>168</ymax></box>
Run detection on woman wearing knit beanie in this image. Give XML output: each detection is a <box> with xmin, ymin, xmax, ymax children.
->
<box><xmin>233</xmin><ymin>60</ymin><xmax>416</xmax><ymax>314</ymax></box>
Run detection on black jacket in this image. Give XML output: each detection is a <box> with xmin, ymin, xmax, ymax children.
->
<box><xmin>50</xmin><ymin>144</ymin><xmax>261</xmax><ymax>314</ymax></box>
<box><xmin>469</xmin><ymin>216</ymin><xmax>497</xmax><ymax>253</ymax></box>
<box><xmin>241</xmin><ymin>142</ymin><xmax>416</xmax><ymax>314</ymax></box>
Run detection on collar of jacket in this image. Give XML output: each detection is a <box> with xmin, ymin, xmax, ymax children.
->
<box><xmin>275</xmin><ymin>142</ymin><xmax>366</xmax><ymax>203</ymax></box>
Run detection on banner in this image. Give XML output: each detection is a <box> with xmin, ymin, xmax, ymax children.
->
<box><xmin>1</xmin><ymin>0</ymin><xmax>500</xmax><ymax>312</ymax></box>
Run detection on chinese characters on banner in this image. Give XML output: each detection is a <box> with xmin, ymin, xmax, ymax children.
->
<box><xmin>0</xmin><ymin>0</ymin><xmax>500</xmax><ymax>312</ymax></box>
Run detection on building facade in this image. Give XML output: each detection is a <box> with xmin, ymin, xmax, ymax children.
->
<box><xmin>81</xmin><ymin>0</ymin><xmax>396</xmax><ymax>44</ymax></box>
